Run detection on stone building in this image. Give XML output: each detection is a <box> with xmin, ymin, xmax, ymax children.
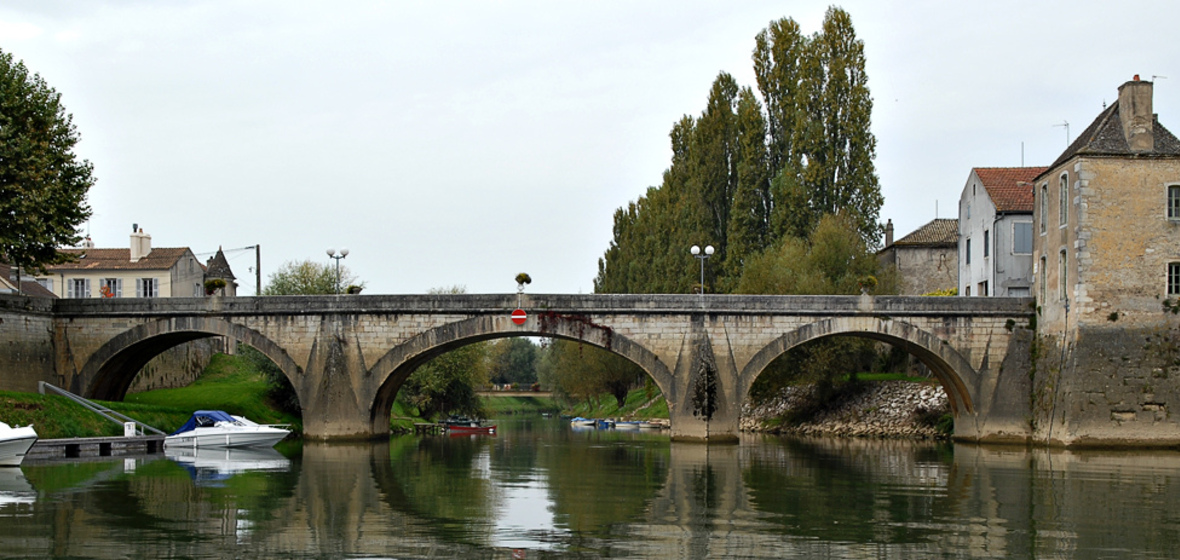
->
<box><xmin>958</xmin><ymin>166</ymin><xmax>1046</xmax><ymax>296</ymax></box>
<box><xmin>1032</xmin><ymin>76</ymin><xmax>1180</xmax><ymax>445</ymax></box>
<box><xmin>877</xmin><ymin>218</ymin><xmax>958</xmax><ymax>295</ymax></box>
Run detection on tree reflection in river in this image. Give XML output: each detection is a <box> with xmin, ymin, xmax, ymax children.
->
<box><xmin>3</xmin><ymin>419</ymin><xmax>1180</xmax><ymax>558</ymax></box>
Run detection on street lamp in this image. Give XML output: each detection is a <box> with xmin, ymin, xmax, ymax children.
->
<box><xmin>326</xmin><ymin>247</ymin><xmax>349</xmax><ymax>294</ymax></box>
<box><xmin>690</xmin><ymin>244</ymin><xmax>714</xmax><ymax>296</ymax></box>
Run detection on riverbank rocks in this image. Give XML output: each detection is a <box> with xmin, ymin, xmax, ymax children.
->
<box><xmin>740</xmin><ymin>380</ymin><xmax>950</xmax><ymax>440</ymax></box>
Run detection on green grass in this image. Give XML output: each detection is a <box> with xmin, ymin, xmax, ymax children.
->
<box><xmin>0</xmin><ymin>353</ymin><xmax>301</xmax><ymax>440</ymax></box>
<box><xmin>565</xmin><ymin>386</ymin><xmax>669</xmax><ymax>420</ymax></box>
<box><xmin>482</xmin><ymin>395</ymin><xmax>561</xmax><ymax>416</ymax></box>
<box><xmin>125</xmin><ymin>353</ymin><xmax>300</xmax><ymax>431</ymax></box>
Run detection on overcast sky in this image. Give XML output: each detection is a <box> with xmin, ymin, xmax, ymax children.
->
<box><xmin>3</xmin><ymin>1</ymin><xmax>1179</xmax><ymax>295</ymax></box>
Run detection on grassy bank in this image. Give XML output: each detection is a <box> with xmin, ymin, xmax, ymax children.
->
<box><xmin>1</xmin><ymin>353</ymin><xmax>298</xmax><ymax>440</ymax></box>
<box><xmin>482</xmin><ymin>394</ymin><xmax>561</xmax><ymax>416</ymax></box>
<box><xmin>564</xmin><ymin>387</ymin><xmax>669</xmax><ymax>420</ymax></box>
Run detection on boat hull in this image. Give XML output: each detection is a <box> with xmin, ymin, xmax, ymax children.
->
<box><xmin>165</xmin><ymin>426</ymin><xmax>290</xmax><ymax>449</ymax></box>
<box><xmin>0</xmin><ymin>427</ymin><xmax>38</xmax><ymax>467</ymax></box>
<box><xmin>446</xmin><ymin>425</ymin><xmax>496</xmax><ymax>435</ymax></box>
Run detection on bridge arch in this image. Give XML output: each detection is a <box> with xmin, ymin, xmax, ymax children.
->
<box><xmin>739</xmin><ymin>316</ymin><xmax>979</xmax><ymax>416</ymax></box>
<box><xmin>76</xmin><ymin>317</ymin><xmax>301</xmax><ymax>401</ymax></box>
<box><xmin>366</xmin><ymin>314</ymin><xmax>674</xmax><ymax>433</ymax></box>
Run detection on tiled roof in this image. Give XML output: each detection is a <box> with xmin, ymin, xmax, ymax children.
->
<box><xmin>204</xmin><ymin>248</ymin><xmax>236</xmax><ymax>280</ymax></box>
<box><xmin>974</xmin><ymin>167</ymin><xmax>1046</xmax><ymax>213</ymax></box>
<box><xmin>45</xmin><ymin>247</ymin><xmax>191</xmax><ymax>271</ymax></box>
<box><xmin>1045</xmin><ymin>100</ymin><xmax>1180</xmax><ymax>172</ymax></box>
<box><xmin>892</xmin><ymin>218</ymin><xmax>958</xmax><ymax>247</ymax></box>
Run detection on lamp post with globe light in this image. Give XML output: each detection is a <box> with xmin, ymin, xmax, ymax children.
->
<box><xmin>690</xmin><ymin>244</ymin><xmax>714</xmax><ymax>297</ymax></box>
<box><xmin>326</xmin><ymin>247</ymin><xmax>349</xmax><ymax>294</ymax></box>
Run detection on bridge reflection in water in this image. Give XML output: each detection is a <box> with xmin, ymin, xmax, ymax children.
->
<box><xmin>3</xmin><ymin>419</ymin><xmax>1180</xmax><ymax>558</ymax></box>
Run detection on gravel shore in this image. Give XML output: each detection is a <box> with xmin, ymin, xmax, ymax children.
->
<box><xmin>740</xmin><ymin>380</ymin><xmax>951</xmax><ymax>440</ymax></box>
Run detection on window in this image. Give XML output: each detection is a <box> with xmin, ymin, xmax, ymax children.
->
<box><xmin>1039</xmin><ymin>257</ymin><xmax>1047</xmax><ymax>303</ymax></box>
<box><xmin>1059</xmin><ymin>173</ymin><xmax>1069</xmax><ymax>226</ymax></box>
<box><xmin>136</xmin><ymin>278</ymin><xmax>159</xmax><ymax>298</ymax></box>
<box><xmin>1059</xmin><ymin>250</ymin><xmax>1068</xmax><ymax>301</ymax></box>
<box><xmin>1169</xmin><ymin>263</ymin><xmax>1180</xmax><ymax>295</ymax></box>
<box><xmin>100</xmin><ymin>278</ymin><xmax>122</xmax><ymax>298</ymax></box>
<box><xmin>964</xmin><ymin>285</ymin><xmax>971</xmax><ymax>297</ymax></box>
<box><xmin>983</xmin><ymin>230</ymin><xmax>990</xmax><ymax>257</ymax></box>
<box><xmin>67</xmin><ymin>278</ymin><xmax>90</xmax><ymax>298</ymax></box>
<box><xmin>1013</xmin><ymin>222</ymin><xmax>1033</xmax><ymax>254</ymax></box>
<box><xmin>965</xmin><ymin>238</ymin><xmax>972</xmax><ymax>264</ymax></box>
<box><xmin>36</xmin><ymin>278</ymin><xmax>53</xmax><ymax>292</ymax></box>
<box><xmin>1040</xmin><ymin>183</ymin><xmax>1048</xmax><ymax>234</ymax></box>
<box><xmin>195</xmin><ymin>283</ymin><xmax>203</xmax><ymax>297</ymax></box>
<box><xmin>966</xmin><ymin>202</ymin><xmax>971</xmax><ymax>219</ymax></box>
<box><xmin>1169</xmin><ymin>185</ymin><xmax>1180</xmax><ymax>219</ymax></box>
<box><xmin>1010</xmin><ymin>287</ymin><xmax>1031</xmax><ymax>297</ymax></box>
<box><xmin>978</xmin><ymin>281</ymin><xmax>989</xmax><ymax>297</ymax></box>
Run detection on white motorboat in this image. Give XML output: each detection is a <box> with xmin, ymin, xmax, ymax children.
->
<box><xmin>0</xmin><ymin>421</ymin><xmax>38</xmax><ymax>467</ymax></box>
<box><xmin>165</xmin><ymin>410</ymin><xmax>290</xmax><ymax>449</ymax></box>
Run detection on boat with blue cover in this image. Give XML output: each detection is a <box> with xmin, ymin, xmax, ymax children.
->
<box><xmin>165</xmin><ymin>410</ymin><xmax>290</xmax><ymax>449</ymax></box>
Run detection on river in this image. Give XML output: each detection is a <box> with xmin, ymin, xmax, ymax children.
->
<box><xmin>1</xmin><ymin>416</ymin><xmax>1178</xmax><ymax>559</ymax></box>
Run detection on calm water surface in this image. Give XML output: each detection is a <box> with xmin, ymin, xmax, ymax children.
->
<box><xmin>2</xmin><ymin>416</ymin><xmax>1179</xmax><ymax>559</ymax></box>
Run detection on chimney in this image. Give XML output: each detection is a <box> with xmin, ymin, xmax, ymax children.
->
<box><xmin>1118</xmin><ymin>75</ymin><xmax>1154</xmax><ymax>152</ymax></box>
<box><xmin>130</xmin><ymin>226</ymin><xmax>152</xmax><ymax>262</ymax></box>
<box><xmin>884</xmin><ymin>219</ymin><xmax>894</xmax><ymax>247</ymax></box>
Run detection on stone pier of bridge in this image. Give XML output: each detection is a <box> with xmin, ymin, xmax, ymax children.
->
<box><xmin>0</xmin><ymin>293</ymin><xmax>1034</xmax><ymax>443</ymax></box>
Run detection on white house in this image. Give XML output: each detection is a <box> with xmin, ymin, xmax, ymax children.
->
<box><xmin>958</xmin><ymin>166</ymin><xmax>1046</xmax><ymax>296</ymax></box>
<box><xmin>35</xmin><ymin>226</ymin><xmax>212</xmax><ymax>299</ymax></box>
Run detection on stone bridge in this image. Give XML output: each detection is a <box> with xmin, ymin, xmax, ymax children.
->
<box><xmin>0</xmin><ymin>294</ymin><xmax>1034</xmax><ymax>442</ymax></box>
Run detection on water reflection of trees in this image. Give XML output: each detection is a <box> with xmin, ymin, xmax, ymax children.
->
<box><xmin>7</xmin><ymin>433</ymin><xmax>1180</xmax><ymax>558</ymax></box>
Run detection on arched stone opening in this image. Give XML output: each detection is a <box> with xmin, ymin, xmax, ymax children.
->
<box><xmin>739</xmin><ymin>317</ymin><xmax>979</xmax><ymax>422</ymax></box>
<box><xmin>367</xmin><ymin>315</ymin><xmax>673</xmax><ymax>434</ymax></box>
<box><xmin>78</xmin><ymin>318</ymin><xmax>300</xmax><ymax>402</ymax></box>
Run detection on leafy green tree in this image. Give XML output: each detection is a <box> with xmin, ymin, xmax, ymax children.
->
<box><xmin>0</xmin><ymin>48</ymin><xmax>94</xmax><ymax>272</ymax></box>
<box><xmin>538</xmin><ymin>339</ymin><xmax>645</xmax><ymax>409</ymax></box>
<box><xmin>487</xmin><ymin>337</ymin><xmax>538</xmax><ymax>386</ymax></box>
<box><xmin>263</xmin><ymin>259</ymin><xmax>360</xmax><ymax>295</ymax></box>
<box><xmin>401</xmin><ymin>342</ymin><xmax>489</xmax><ymax>420</ymax></box>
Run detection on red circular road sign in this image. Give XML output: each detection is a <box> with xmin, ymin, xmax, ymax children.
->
<box><xmin>511</xmin><ymin>309</ymin><xmax>527</xmax><ymax>325</ymax></box>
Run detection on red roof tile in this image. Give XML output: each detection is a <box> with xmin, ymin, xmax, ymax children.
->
<box><xmin>973</xmin><ymin>167</ymin><xmax>1047</xmax><ymax>213</ymax></box>
<box><xmin>45</xmin><ymin>247</ymin><xmax>191</xmax><ymax>271</ymax></box>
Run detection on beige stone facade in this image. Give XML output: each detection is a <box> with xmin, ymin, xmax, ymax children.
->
<box><xmin>1033</xmin><ymin>78</ymin><xmax>1180</xmax><ymax>335</ymax></box>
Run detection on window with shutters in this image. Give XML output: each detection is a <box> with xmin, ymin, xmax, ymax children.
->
<box><xmin>68</xmin><ymin>278</ymin><xmax>90</xmax><ymax>298</ymax></box>
<box><xmin>137</xmin><ymin>278</ymin><xmax>159</xmax><ymax>298</ymax></box>
<box><xmin>101</xmin><ymin>278</ymin><xmax>122</xmax><ymax>298</ymax></box>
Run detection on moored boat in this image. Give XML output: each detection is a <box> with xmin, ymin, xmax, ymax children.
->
<box><xmin>165</xmin><ymin>410</ymin><xmax>290</xmax><ymax>449</ymax></box>
<box><xmin>614</xmin><ymin>421</ymin><xmax>642</xmax><ymax>430</ymax></box>
<box><xmin>570</xmin><ymin>417</ymin><xmax>597</xmax><ymax>427</ymax></box>
<box><xmin>441</xmin><ymin>416</ymin><xmax>496</xmax><ymax>435</ymax></box>
<box><xmin>0</xmin><ymin>421</ymin><xmax>38</xmax><ymax>467</ymax></box>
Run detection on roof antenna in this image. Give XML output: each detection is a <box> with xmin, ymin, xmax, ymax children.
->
<box><xmin>1054</xmin><ymin>121</ymin><xmax>1070</xmax><ymax>147</ymax></box>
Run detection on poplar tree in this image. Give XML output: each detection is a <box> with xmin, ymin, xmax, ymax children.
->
<box><xmin>724</xmin><ymin>87</ymin><xmax>771</xmax><ymax>276</ymax></box>
<box><xmin>0</xmin><ymin>49</ymin><xmax>94</xmax><ymax>271</ymax></box>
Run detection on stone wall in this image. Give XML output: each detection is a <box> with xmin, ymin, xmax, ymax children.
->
<box><xmin>0</xmin><ymin>296</ymin><xmax>56</xmax><ymax>392</ymax></box>
<box><xmin>1033</xmin><ymin>323</ymin><xmax>1180</xmax><ymax>446</ymax></box>
<box><xmin>882</xmin><ymin>245</ymin><xmax>958</xmax><ymax>295</ymax></box>
<box><xmin>126</xmin><ymin>338</ymin><xmax>224</xmax><ymax>393</ymax></box>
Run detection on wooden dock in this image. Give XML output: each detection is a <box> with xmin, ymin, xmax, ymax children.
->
<box><xmin>25</xmin><ymin>435</ymin><xmax>166</xmax><ymax>462</ymax></box>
